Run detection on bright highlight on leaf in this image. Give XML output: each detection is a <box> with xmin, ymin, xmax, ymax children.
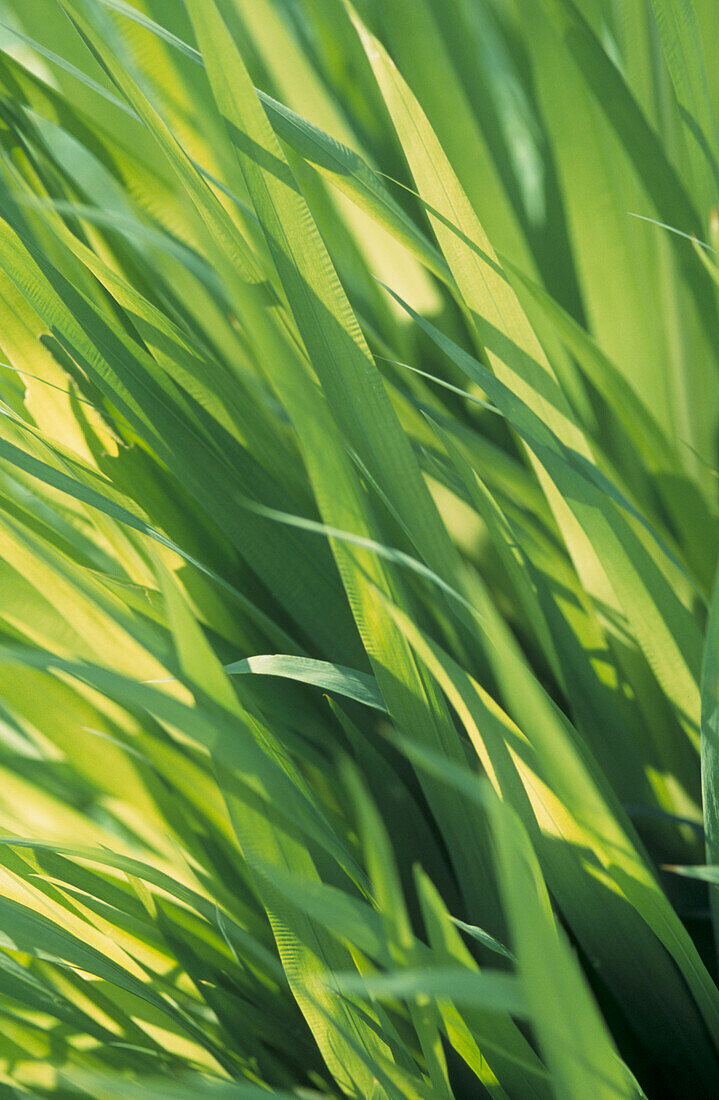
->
<box><xmin>0</xmin><ymin>1</ymin><xmax>715</xmax><ymax>1097</ymax></box>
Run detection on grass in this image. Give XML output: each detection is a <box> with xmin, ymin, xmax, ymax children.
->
<box><xmin>0</xmin><ymin>0</ymin><xmax>715</xmax><ymax>1096</ymax></box>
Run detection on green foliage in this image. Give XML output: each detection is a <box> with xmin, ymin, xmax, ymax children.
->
<box><xmin>0</xmin><ymin>0</ymin><xmax>715</xmax><ymax>1095</ymax></box>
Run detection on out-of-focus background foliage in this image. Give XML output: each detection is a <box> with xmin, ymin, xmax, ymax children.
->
<box><xmin>0</xmin><ymin>1</ymin><xmax>717</xmax><ymax>1097</ymax></box>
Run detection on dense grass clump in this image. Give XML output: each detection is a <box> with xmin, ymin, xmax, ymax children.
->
<box><xmin>0</xmin><ymin>1</ymin><xmax>718</xmax><ymax>1097</ymax></box>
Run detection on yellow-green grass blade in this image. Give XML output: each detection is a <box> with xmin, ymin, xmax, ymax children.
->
<box><xmin>486</xmin><ymin>790</ymin><xmax>639</xmax><ymax>1100</ymax></box>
